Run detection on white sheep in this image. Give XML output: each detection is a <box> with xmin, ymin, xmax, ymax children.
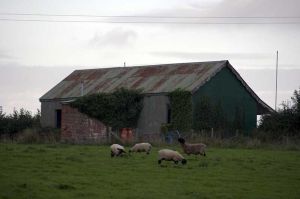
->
<box><xmin>158</xmin><ymin>149</ymin><xmax>187</xmax><ymax>165</ymax></box>
<box><xmin>129</xmin><ymin>143</ymin><xmax>152</xmax><ymax>154</ymax></box>
<box><xmin>110</xmin><ymin>144</ymin><xmax>126</xmax><ymax>157</ymax></box>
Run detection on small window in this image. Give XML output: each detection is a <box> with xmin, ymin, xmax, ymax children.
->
<box><xmin>56</xmin><ymin>109</ymin><xmax>62</xmax><ymax>128</ymax></box>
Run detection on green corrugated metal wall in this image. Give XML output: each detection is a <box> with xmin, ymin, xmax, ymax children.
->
<box><xmin>193</xmin><ymin>67</ymin><xmax>257</xmax><ymax>133</ymax></box>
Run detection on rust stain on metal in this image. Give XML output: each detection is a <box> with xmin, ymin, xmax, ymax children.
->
<box><xmin>40</xmin><ymin>61</ymin><xmax>230</xmax><ymax>100</ymax></box>
<box><xmin>133</xmin><ymin>66</ymin><xmax>167</xmax><ymax>77</ymax></box>
<box><xmin>56</xmin><ymin>81</ymin><xmax>79</xmax><ymax>98</ymax></box>
<box><xmin>86</xmin><ymin>69</ymin><xmax>107</xmax><ymax>80</ymax></box>
<box><xmin>63</xmin><ymin>70</ymin><xmax>82</xmax><ymax>81</ymax></box>
<box><xmin>93</xmin><ymin>79</ymin><xmax>113</xmax><ymax>92</ymax></box>
<box><xmin>149</xmin><ymin>77</ymin><xmax>168</xmax><ymax>92</ymax></box>
<box><xmin>131</xmin><ymin>77</ymin><xmax>146</xmax><ymax>89</ymax></box>
<box><xmin>169</xmin><ymin>64</ymin><xmax>199</xmax><ymax>75</ymax></box>
<box><xmin>116</xmin><ymin>68</ymin><xmax>130</xmax><ymax>78</ymax></box>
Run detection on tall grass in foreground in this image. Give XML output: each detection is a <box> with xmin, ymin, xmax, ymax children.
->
<box><xmin>0</xmin><ymin>144</ymin><xmax>299</xmax><ymax>199</ymax></box>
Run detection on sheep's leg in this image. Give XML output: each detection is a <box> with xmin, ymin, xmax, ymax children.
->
<box><xmin>111</xmin><ymin>151</ymin><xmax>115</xmax><ymax>157</ymax></box>
<box><xmin>158</xmin><ymin>159</ymin><xmax>162</xmax><ymax>164</ymax></box>
<box><xmin>174</xmin><ymin>160</ymin><xmax>178</xmax><ymax>164</ymax></box>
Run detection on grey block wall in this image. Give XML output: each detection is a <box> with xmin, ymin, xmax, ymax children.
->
<box><xmin>136</xmin><ymin>95</ymin><xmax>169</xmax><ymax>137</ymax></box>
<box><xmin>40</xmin><ymin>95</ymin><xmax>170</xmax><ymax>136</ymax></box>
<box><xmin>40</xmin><ymin>101</ymin><xmax>62</xmax><ymax>128</ymax></box>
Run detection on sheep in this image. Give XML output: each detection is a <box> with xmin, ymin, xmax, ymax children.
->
<box><xmin>129</xmin><ymin>143</ymin><xmax>152</xmax><ymax>154</ymax></box>
<box><xmin>158</xmin><ymin>149</ymin><xmax>187</xmax><ymax>165</ymax></box>
<box><xmin>110</xmin><ymin>144</ymin><xmax>126</xmax><ymax>157</ymax></box>
<box><xmin>178</xmin><ymin>137</ymin><xmax>206</xmax><ymax>156</ymax></box>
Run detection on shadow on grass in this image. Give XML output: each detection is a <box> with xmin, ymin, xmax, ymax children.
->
<box><xmin>55</xmin><ymin>184</ymin><xmax>76</xmax><ymax>190</ymax></box>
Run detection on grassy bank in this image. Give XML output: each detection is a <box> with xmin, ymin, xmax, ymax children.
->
<box><xmin>0</xmin><ymin>144</ymin><xmax>300</xmax><ymax>199</ymax></box>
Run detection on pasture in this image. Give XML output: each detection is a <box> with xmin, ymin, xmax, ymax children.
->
<box><xmin>0</xmin><ymin>144</ymin><xmax>300</xmax><ymax>199</ymax></box>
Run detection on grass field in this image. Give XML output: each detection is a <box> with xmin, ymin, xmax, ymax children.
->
<box><xmin>0</xmin><ymin>144</ymin><xmax>300</xmax><ymax>199</ymax></box>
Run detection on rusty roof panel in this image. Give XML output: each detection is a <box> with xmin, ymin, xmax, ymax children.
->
<box><xmin>40</xmin><ymin>61</ymin><xmax>228</xmax><ymax>100</ymax></box>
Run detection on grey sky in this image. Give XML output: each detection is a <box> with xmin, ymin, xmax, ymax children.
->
<box><xmin>0</xmin><ymin>0</ymin><xmax>299</xmax><ymax>114</ymax></box>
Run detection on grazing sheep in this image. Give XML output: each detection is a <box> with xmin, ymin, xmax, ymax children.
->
<box><xmin>178</xmin><ymin>137</ymin><xmax>206</xmax><ymax>156</ymax></box>
<box><xmin>158</xmin><ymin>149</ymin><xmax>187</xmax><ymax>165</ymax></box>
<box><xmin>110</xmin><ymin>144</ymin><xmax>126</xmax><ymax>157</ymax></box>
<box><xmin>129</xmin><ymin>143</ymin><xmax>152</xmax><ymax>154</ymax></box>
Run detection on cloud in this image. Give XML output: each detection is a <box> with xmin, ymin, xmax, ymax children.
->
<box><xmin>206</xmin><ymin>0</ymin><xmax>300</xmax><ymax>17</ymax></box>
<box><xmin>0</xmin><ymin>51</ymin><xmax>16</xmax><ymax>60</ymax></box>
<box><xmin>0</xmin><ymin>63</ymin><xmax>75</xmax><ymax>114</ymax></box>
<box><xmin>89</xmin><ymin>27</ymin><xmax>137</xmax><ymax>48</ymax></box>
<box><xmin>142</xmin><ymin>0</ymin><xmax>300</xmax><ymax>25</ymax></box>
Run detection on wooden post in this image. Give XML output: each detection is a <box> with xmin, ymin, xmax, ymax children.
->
<box><xmin>211</xmin><ymin>128</ymin><xmax>214</xmax><ymax>138</ymax></box>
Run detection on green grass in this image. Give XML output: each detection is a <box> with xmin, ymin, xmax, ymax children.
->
<box><xmin>0</xmin><ymin>144</ymin><xmax>300</xmax><ymax>199</ymax></box>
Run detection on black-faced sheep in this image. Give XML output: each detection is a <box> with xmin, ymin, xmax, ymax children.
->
<box><xmin>178</xmin><ymin>137</ymin><xmax>206</xmax><ymax>156</ymax></box>
<box><xmin>158</xmin><ymin>149</ymin><xmax>187</xmax><ymax>165</ymax></box>
<box><xmin>129</xmin><ymin>143</ymin><xmax>152</xmax><ymax>154</ymax></box>
<box><xmin>110</xmin><ymin>144</ymin><xmax>126</xmax><ymax>157</ymax></box>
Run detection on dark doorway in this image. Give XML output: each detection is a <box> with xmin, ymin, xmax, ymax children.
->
<box><xmin>167</xmin><ymin>104</ymin><xmax>171</xmax><ymax>124</ymax></box>
<box><xmin>56</xmin><ymin>109</ymin><xmax>62</xmax><ymax>128</ymax></box>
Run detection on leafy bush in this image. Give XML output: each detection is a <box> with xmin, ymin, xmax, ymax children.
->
<box><xmin>259</xmin><ymin>87</ymin><xmax>300</xmax><ymax>139</ymax></box>
<box><xmin>168</xmin><ymin>89</ymin><xmax>192</xmax><ymax>132</ymax></box>
<box><xmin>70</xmin><ymin>88</ymin><xmax>143</xmax><ymax>130</ymax></box>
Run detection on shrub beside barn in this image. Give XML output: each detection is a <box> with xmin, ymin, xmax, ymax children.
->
<box><xmin>39</xmin><ymin>60</ymin><xmax>273</xmax><ymax>143</ymax></box>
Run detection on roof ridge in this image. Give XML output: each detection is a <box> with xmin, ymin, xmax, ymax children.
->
<box><xmin>73</xmin><ymin>60</ymin><xmax>229</xmax><ymax>71</ymax></box>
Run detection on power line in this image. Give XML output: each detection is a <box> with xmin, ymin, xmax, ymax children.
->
<box><xmin>0</xmin><ymin>13</ymin><xmax>300</xmax><ymax>19</ymax></box>
<box><xmin>1</xmin><ymin>18</ymin><xmax>300</xmax><ymax>24</ymax></box>
<box><xmin>0</xmin><ymin>13</ymin><xmax>299</xmax><ymax>24</ymax></box>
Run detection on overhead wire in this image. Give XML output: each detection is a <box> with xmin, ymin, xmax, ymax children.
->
<box><xmin>0</xmin><ymin>13</ymin><xmax>300</xmax><ymax>24</ymax></box>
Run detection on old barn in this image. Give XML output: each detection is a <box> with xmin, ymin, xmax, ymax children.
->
<box><xmin>39</xmin><ymin>60</ymin><xmax>273</xmax><ymax>142</ymax></box>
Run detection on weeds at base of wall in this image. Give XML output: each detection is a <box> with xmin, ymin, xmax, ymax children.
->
<box><xmin>176</xmin><ymin>133</ymin><xmax>300</xmax><ymax>150</ymax></box>
<box><xmin>0</xmin><ymin>127</ymin><xmax>61</xmax><ymax>144</ymax></box>
<box><xmin>1</xmin><ymin>129</ymin><xmax>300</xmax><ymax>150</ymax></box>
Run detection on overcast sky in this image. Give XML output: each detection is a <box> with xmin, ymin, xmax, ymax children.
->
<box><xmin>0</xmin><ymin>0</ymin><xmax>299</xmax><ymax>114</ymax></box>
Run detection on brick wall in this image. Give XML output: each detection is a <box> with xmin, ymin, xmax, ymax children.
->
<box><xmin>61</xmin><ymin>104</ymin><xmax>107</xmax><ymax>143</ymax></box>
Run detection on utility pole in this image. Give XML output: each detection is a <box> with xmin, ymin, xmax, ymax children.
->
<box><xmin>275</xmin><ymin>50</ymin><xmax>278</xmax><ymax>112</ymax></box>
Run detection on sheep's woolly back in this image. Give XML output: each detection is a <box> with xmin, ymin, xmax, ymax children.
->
<box><xmin>178</xmin><ymin>138</ymin><xmax>206</xmax><ymax>156</ymax></box>
<box><xmin>110</xmin><ymin>144</ymin><xmax>125</xmax><ymax>156</ymax></box>
<box><xmin>158</xmin><ymin>149</ymin><xmax>184</xmax><ymax>161</ymax></box>
<box><xmin>130</xmin><ymin>143</ymin><xmax>152</xmax><ymax>153</ymax></box>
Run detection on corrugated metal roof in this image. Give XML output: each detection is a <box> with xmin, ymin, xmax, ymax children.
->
<box><xmin>39</xmin><ymin>60</ymin><xmax>274</xmax><ymax>114</ymax></box>
<box><xmin>40</xmin><ymin>61</ymin><xmax>226</xmax><ymax>100</ymax></box>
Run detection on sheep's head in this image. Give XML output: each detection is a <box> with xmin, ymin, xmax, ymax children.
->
<box><xmin>178</xmin><ymin>137</ymin><xmax>185</xmax><ymax>144</ymax></box>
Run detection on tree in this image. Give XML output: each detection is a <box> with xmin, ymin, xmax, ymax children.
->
<box><xmin>259</xmin><ymin>87</ymin><xmax>300</xmax><ymax>138</ymax></box>
<box><xmin>0</xmin><ymin>108</ymin><xmax>40</xmax><ymax>140</ymax></box>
